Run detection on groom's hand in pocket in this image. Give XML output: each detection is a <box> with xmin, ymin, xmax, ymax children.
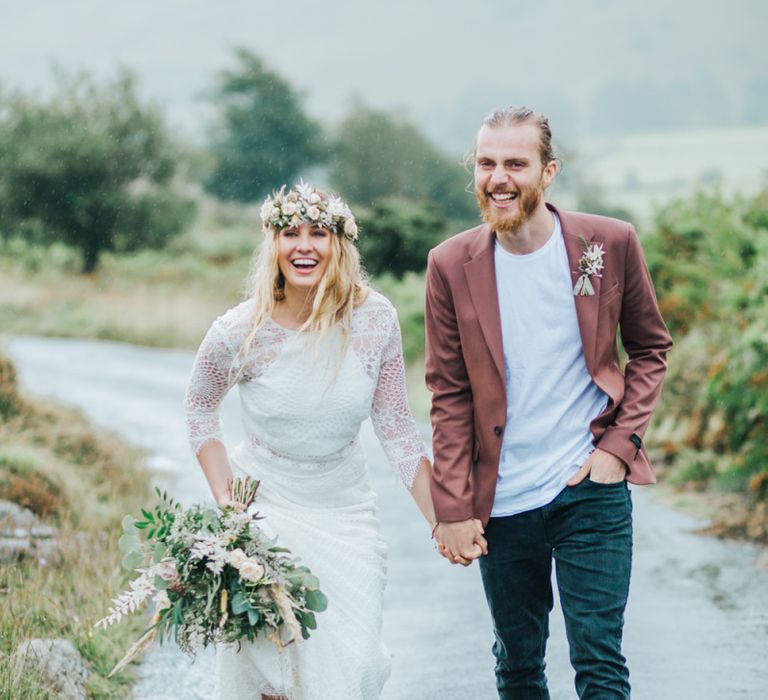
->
<box><xmin>435</xmin><ymin>519</ymin><xmax>488</xmax><ymax>566</ymax></box>
<box><xmin>567</xmin><ymin>448</ymin><xmax>627</xmax><ymax>486</ymax></box>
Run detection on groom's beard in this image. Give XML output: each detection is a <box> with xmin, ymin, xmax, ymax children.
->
<box><xmin>476</xmin><ymin>179</ymin><xmax>543</xmax><ymax>233</ymax></box>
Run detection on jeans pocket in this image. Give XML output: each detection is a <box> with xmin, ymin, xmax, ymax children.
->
<box><xmin>585</xmin><ymin>478</ymin><xmax>626</xmax><ymax>488</ymax></box>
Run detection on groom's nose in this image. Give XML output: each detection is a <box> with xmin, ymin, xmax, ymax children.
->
<box><xmin>489</xmin><ymin>167</ymin><xmax>509</xmax><ymax>186</ymax></box>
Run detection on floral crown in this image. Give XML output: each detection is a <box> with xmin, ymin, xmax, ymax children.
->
<box><xmin>259</xmin><ymin>180</ymin><xmax>359</xmax><ymax>241</ymax></box>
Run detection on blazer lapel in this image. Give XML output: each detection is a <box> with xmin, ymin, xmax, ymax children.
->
<box><xmin>554</xmin><ymin>205</ymin><xmax>601</xmax><ymax>375</ymax></box>
<box><xmin>463</xmin><ymin>225</ymin><xmax>506</xmax><ymax>383</ymax></box>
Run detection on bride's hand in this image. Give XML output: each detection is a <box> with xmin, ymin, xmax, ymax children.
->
<box><xmin>217</xmin><ymin>498</ymin><xmax>246</xmax><ymax>512</ymax></box>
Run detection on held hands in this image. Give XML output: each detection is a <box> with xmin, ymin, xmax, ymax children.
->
<box><xmin>433</xmin><ymin>519</ymin><xmax>488</xmax><ymax>566</ymax></box>
<box><xmin>567</xmin><ymin>448</ymin><xmax>627</xmax><ymax>486</ymax></box>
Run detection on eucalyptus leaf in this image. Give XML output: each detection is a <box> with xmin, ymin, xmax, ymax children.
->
<box><xmin>303</xmin><ymin>574</ymin><xmax>320</xmax><ymax>590</ymax></box>
<box><xmin>118</xmin><ymin>533</ymin><xmax>141</xmax><ymax>554</ymax></box>
<box><xmin>154</xmin><ymin>575</ymin><xmax>169</xmax><ymax>590</ymax></box>
<box><xmin>304</xmin><ymin>589</ymin><xmax>328</xmax><ymax>612</ymax></box>
<box><xmin>246</xmin><ymin>607</ymin><xmax>260</xmax><ymax>626</ymax></box>
<box><xmin>231</xmin><ymin>591</ymin><xmax>250</xmax><ymax>615</ymax></box>
<box><xmin>121</xmin><ymin>550</ymin><xmax>145</xmax><ymax>571</ymax></box>
<box><xmin>152</xmin><ymin>541</ymin><xmax>168</xmax><ymax>563</ymax></box>
<box><xmin>121</xmin><ymin>514</ymin><xmax>136</xmax><ymax>533</ymax></box>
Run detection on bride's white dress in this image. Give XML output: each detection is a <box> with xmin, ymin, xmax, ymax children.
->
<box><xmin>184</xmin><ymin>291</ymin><xmax>427</xmax><ymax>699</ymax></box>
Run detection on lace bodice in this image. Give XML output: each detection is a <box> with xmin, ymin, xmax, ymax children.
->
<box><xmin>184</xmin><ymin>291</ymin><xmax>427</xmax><ymax>487</ymax></box>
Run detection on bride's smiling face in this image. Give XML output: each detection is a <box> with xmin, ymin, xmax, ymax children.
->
<box><xmin>277</xmin><ymin>223</ymin><xmax>333</xmax><ymax>294</ymax></box>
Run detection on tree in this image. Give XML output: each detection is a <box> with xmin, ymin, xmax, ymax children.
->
<box><xmin>204</xmin><ymin>49</ymin><xmax>324</xmax><ymax>203</ymax></box>
<box><xmin>329</xmin><ymin>105</ymin><xmax>476</xmax><ymax>226</ymax></box>
<box><xmin>357</xmin><ymin>198</ymin><xmax>448</xmax><ymax>278</ymax></box>
<box><xmin>0</xmin><ymin>69</ymin><xmax>193</xmax><ymax>273</ymax></box>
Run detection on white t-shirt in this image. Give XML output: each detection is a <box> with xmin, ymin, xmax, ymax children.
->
<box><xmin>491</xmin><ymin>214</ymin><xmax>608</xmax><ymax>517</ymax></box>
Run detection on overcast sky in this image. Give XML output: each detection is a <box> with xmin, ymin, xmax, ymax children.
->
<box><xmin>1</xmin><ymin>1</ymin><xmax>766</xmax><ymax>153</ymax></box>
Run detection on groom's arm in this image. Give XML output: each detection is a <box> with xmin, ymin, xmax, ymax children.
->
<box><xmin>596</xmin><ymin>225</ymin><xmax>673</xmax><ymax>469</ymax></box>
<box><xmin>425</xmin><ymin>250</ymin><xmax>476</xmax><ymax>523</ymax></box>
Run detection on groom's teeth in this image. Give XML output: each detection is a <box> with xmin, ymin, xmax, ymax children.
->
<box><xmin>491</xmin><ymin>192</ymin><xmax>516</xmax><ymax>201</ymax></box>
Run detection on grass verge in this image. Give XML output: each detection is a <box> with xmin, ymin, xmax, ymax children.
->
<box><xmin>0</xmin><ymin>354</ymin><xmax>153</xmax><ymax>698</ymax></box>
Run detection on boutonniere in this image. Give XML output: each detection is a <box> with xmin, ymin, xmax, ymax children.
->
<box><xmin>572</xmin><ymin>236</ymin><xmax>605</xmax><ymax>297</ymax></box>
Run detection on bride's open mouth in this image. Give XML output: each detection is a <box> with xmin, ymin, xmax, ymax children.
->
<box><xmin>291</xmin><ymin>258</ymin><xmax>319</xmax><ymax>273</ymax></box>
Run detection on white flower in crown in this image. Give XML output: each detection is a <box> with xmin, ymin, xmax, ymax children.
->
<box><xmin>573</xmin><ymin>237</ymin><xmax>605</xmax><ymax>297</ymax></box>
<box><xmin>344</xmin><ymin>218</ymin><xmax>359</xmax><ymax>240</ymax></box>
<box><xmin>326</xmin><ymin>198</ymin><xmax>347</xmax><ymax>219</ymax></box>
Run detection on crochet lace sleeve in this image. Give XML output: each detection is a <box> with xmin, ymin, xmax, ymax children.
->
<box><xmin>184</xmin><ymin>319</ymin><xmax>240</xmax><ymax>455</ymax></box>
<box><xmin>370</xmin><ymin>305</ymin><xmax>429</xmax><ymax>488</ymax></box>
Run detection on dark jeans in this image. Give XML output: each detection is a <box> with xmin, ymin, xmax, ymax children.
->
<box><xmin>479</xmin><ymin>480</ymin><xmax>633</xmax><ymax>700</ymax></box>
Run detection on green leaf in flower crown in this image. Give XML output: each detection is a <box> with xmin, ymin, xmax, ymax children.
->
<box><xmin>304</xmin><ymin>589</ymin><xmax>328</xmax><ymax>612</ymax></box>
<box><xmin>268</xmin><ymin>546</ymin><xmax>292</xmax><ymax>554</ymax></box>
<box><xmin>247</xmin><ymin>607</ymin><xmax>260</xmax><ymax>626</ymax></box>
<box><xmin>154</xmin><ymin>575</ymin><xmax>169</xmax><ymax>590</ymax></box>
<box><xmin>121</xmin><ymin>549</ymin><xmax>145</xmax><ymax>571</ymax></box>
<box><xmin>118</xmin><ymin>533</ymin><xmax>141</xmax><ymax>554</ymax></box>
<box><xmin>122</xmin><ymin>515</ymin><xmax>136</xmax><ymax>533</ymax></box>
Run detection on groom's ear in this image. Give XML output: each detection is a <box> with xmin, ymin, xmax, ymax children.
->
<box><xmin>542</xmin><ymin>159</ymin><xmax>558</xmax><ymax>189</ymax></box>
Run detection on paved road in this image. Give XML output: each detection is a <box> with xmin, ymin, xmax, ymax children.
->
<box><xmin>6</xmin><ymin>335</ymin><xmax>768</xmax><ymax>699</ymax></box>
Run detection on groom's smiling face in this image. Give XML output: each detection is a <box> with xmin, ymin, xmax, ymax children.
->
<box><xmin>473</xmin><ymin>123</ymin><xmax>556</xmax><ymax>232</ymax></box>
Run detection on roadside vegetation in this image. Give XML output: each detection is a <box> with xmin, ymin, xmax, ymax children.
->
<box><xmin>644</xmin><ymin>188</ymin><xmax>768</xmax><ymax>542</ymax></box>
<box><xmin>0</xmin><ymin>354</ymin><xmax>153</xmax><ymax>697</ymax></box>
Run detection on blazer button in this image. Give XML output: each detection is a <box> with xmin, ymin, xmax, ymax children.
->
<box><xmin>493</xmin><ymin>426</ymin><xmax>502</xmax><ymax>436</ymax></box>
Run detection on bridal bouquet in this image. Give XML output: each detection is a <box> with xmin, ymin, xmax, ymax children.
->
<box><xmin>96</xmin><ymin>478</ymin><xmax>327</xmax><ymax>676</ymax></box>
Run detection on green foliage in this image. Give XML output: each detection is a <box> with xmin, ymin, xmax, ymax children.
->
<box><xmin>646</xmin><ymin>188</ymin><xmax>768</xmax><ymax>517</ymax></box>
<box><xmin>358</xmin><ymin>198</ymin><xmax>448</xmax><ymax>278</ymax></box>
<box><xmin>329</xmin><ymin>104</ymin><xmax>476</xmax><ymax>225</ymax></box>
<box><xmin>204</xmin><ymin>48</ymin><xmax>324</xmax><ymax>203</ymax></box>
<box><xmin>644</xmin><ymin>189</ymin><xmax>760</xmax><ymax>336</ymax></box>
<box><xmin>0</xmin><ymin>69</ymin><xmax>193</xmax><ymax>273</ymax></box>
<box><xmin>374</xmin><ymin>272</ymin><xmax>427</xmax><ymax>365</ymax></box>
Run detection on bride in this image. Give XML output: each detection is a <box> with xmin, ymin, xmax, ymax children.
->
<box><xmin>183</xmin><ymin>182</ymin><xmax>437</xmax><ymax>700</ymax></box>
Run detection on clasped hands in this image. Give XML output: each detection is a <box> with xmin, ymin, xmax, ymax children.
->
<box><xmin>433</xmin><ymin>519</ymin><xmax>487</xmax><ymax>566</ymax></box>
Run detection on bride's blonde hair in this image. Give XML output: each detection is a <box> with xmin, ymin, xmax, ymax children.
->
<box><xmin>237</xmin><ymin>186</ymin><xmax>369</xmax><ymax>365</ymax></box>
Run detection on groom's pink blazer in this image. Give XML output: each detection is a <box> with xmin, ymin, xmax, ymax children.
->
<box><xmin>425</xmin><ymin>203</ymin><xmax>673</xmax><ymax>525</ymax></box>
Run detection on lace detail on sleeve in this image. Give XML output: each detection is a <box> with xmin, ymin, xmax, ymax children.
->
<box><xmin>184</xmin><ymin>316</ymin><xmax>241</xmax><ymax>455</ymax></box>
<box><xmin>366</xmin><ymin>295</ymin><xmax>428</xmax><ymax>488</ymax></box>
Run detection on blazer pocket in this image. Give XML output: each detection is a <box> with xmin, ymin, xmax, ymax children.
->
<box><xmin>599</xmin><ymin>281</ymin><xmax>622</xmax><ymax>307</ymax></box>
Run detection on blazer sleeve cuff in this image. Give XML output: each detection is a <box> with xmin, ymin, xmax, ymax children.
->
<box><xmin>433</xmin><ymin>503</ymin><xmax>477</xmax><ymax>524</ymax></box>
<box><xmin>596</xmin><ymin>428</ymin><xmax>642</xmax><ymax>472</ymax></box>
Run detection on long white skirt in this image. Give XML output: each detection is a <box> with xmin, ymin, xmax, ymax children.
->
<box><xmin>215</xmin><ymin>440</ymin><xmax>391</xmax><ymax>700</ymax></box>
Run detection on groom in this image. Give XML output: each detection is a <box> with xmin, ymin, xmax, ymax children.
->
<box><xmin>426</xmin><ymin>106</ymin><xmax>672</xmax><ymax>698</ymax></box>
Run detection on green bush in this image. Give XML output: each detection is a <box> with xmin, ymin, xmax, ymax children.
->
<box><xmin>646</xmin><ymin>188</ymin><xmax>768</xmax><ymax>512</ymax></box>
<box><xmin>358</xmin><ymin>198</ymin><xmax>448</xmax><ymax>278</ymax></box>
